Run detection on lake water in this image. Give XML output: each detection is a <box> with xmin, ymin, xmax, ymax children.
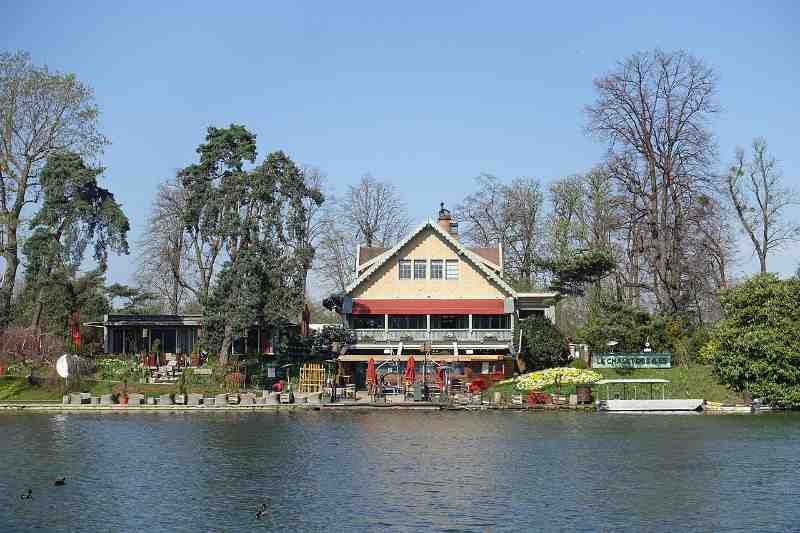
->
<box><xmin>1</xmin><ymin>411</ymin><xmax>799</xmax><ymax>532</ymax></box>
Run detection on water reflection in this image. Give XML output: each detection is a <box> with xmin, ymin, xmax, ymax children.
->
<box><xmin>1</xmin><ymin>411</ymin><xmax>799</xmax><ymax>532</ymax></box>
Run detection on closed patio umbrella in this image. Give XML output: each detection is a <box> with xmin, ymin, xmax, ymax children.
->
<box><xmin>367</xmin><ymin>357</ymin><xmax>377</xmax><ymax>398</ymax></box>
<box><xmin>404</xmin><ymin>355</ymin><xmax>416</xmax><ymax>385</ymax></box>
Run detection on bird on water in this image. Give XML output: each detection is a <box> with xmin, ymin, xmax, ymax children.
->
<box><xmin>54</xmin><ymin>477</ymin><xmax>66</xmax><ymax>486</ymax></box>
<box><xmin>20</xmin><ymin>489</ymin><xmax>32</xmax><ymax>500</ymax></box>
<box><xmin>256</xmin><ymin>502</ymin><xmax>268</xmax><ymax>520</ymax></box>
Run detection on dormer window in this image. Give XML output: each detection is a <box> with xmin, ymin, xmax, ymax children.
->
<box><xmin>445</xmin><ymin>259</ymin><xmax>459</xmax><ymax>280</ymax></box>
<box><xmin>430</xmin><ymin>260</ymin><xmax>443</xmax><ymax>279</ymax></box>
<box><xmin>399</xmin><ymin>260</ymin><xmax>412</xmax><ymax>280</ymax></box>
<box><xmin>414</xmin><ymin>260</ymin><xmax>426</xmax><ymax>279</ymax></box>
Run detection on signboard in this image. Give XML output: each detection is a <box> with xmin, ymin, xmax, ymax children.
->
<box><xmin>591</xmin><ymin>352</ymin><xmax>671</xmax><ymax>369</ymax></box>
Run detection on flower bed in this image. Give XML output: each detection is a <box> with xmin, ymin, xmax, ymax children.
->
<box><xmin>95</xmin><ymin>357</ymin><xmax>136</xmax><ymax>380</ymax></box>
<box><xmin>514</xmin><ymin>367</ymin><xmax>602</xmax><ymax>391</ymax></box>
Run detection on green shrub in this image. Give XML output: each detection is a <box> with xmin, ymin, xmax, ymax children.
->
<box><xmin>517</xmin><ymin>316</ymin><xmax>568</xmax><ymax>371</ymax></box>
<box><xmin>95</xmin><ymin>357</ymin><xmax>133</xmax><ymax>380</ymax></box>
<box><xmin>704</xmin><ymin>274</ymin><xmax>800</xmax><ymax>406</ymax></box>
<box><xmin>579</xmin><ymin>300</ymin><xmax>659</xmax><ymax>352</ymax></box>
<box><xmin>569</xmin><ymin>358</ymin><xmax>587</xmax><ymax>370</ymax></box>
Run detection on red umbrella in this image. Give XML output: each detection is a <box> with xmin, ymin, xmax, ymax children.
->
<box><xmin>404</xmin><ymin>355</ymin><xmax>416</xmax><ymax>384</ymax></box>
<box><xmin>367</xmin><ymin>358</ymin><xmax>377</xmax><ymax>385</ymax></box>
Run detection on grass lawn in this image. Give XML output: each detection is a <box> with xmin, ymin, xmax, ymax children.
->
<box><xmin>0</xmin><ymin>377</ymin><xmax>62</xmax><ymax>401</ymax></box>
<box><xmin>486</xmin><ymin>364</ymin><xmax>744</xmax><ymax>403</ymax></box>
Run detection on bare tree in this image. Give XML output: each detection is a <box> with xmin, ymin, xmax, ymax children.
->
<box><xmin>176</xmin><ymin>165</ymin><xmax>224</xmax><ymax>310</ymax></box>
<box><xmin>298</xmin><ymin>166</ymin><xmax>327</xmax><ymax>292</ymax></box>
<box><xmin>316</xmin><ymin>210</ymin><xmax>358</xmax><ymax>293</ymax></box>
<box><xmin>726</xmin><ymin>138</ymin><xmax>800</xmax><ymax>274</ymax></box>
<box><xmin>0</xmin><ymin>51</ymin><xmax>106</xmax><ymax>324</ymax></box>
<box><xmin>314</xmin><ymin>174</ymin><xmax>410</xmax><ymax>294</ymax></box>
<box><xmin>457</xmin><ymin>174</ymin><xmax>546</xmax><ymax>288</ymax></box>
<box><xmin>136</xmin><ymin>176</ymin><xmax>192</xmax><ymax>314</ymax></box>
<box><xmin>342</xmin><ymin>174</ymin><xmax>411</xmax><ymax>247</ymax></box>
<box><xmin>548</xmin><ymin>176</ymin><xmax>588</xmax><ymax>258</ymax></box>
<box><xmin>586</xmin><ymin>49</ymin><xmax>721</xmax><ymax>314</ymax></box>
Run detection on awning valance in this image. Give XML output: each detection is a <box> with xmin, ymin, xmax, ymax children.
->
<box><xmin>351</xmin><ymin>299</ymin><xmax>505</xmax><ymax>315</ymax></box>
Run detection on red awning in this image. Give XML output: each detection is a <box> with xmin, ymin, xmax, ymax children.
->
<box><xmin>351</xmin><ymin>299</ymin><xmax>505</xmax><ymax>315</ymax></box>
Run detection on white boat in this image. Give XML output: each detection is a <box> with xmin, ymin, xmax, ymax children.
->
<box><xmin>597</xmin><ymin>399</ymin><xmax>704</xmax><ymax>412</ymax></box>
<box><xmin>594</xmin><ymin>379</ymin><xmax>704</xmax><ymax>412</ymax></box>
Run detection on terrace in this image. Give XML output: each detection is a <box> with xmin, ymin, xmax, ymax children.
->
<box><xmin>352</xmin><ymin>329</ymin><xmax>513</xmax><ymax>344</ymax></box>
<box><xmin>347</xmin><ymin>313</ymin><xmax>513</xmax><ymax>347</ymax></box>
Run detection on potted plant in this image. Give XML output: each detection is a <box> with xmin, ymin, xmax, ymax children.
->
<box><xmin>176</xmin><ymin>368</ymin><xmax>192</xmax><ymax>404</ymax></box>
<box><xmin>120</xmin><ymin>378</ymin><xmax>129</xmax><ymax>405</ymax></box>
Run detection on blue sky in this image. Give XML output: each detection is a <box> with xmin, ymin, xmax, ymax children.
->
<box><xmin>3</xmin><ymin>1</ymin><xmax>799</xmax><ymax>289</ymax></box>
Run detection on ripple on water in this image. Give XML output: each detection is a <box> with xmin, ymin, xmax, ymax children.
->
<box><xmin>1</xmin><ymin>411</ymin><xmax>800</xmax><ymax>532</ymax></box>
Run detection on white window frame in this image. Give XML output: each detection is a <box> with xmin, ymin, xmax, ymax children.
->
<box><xmin>399</xmin><ymin>260</ymin><xmax>412</xmax><ymax>280</ymax></box>
<box><xmin>413</xmin><ymin>260</ymin><xmax>426</xmax><ymax>279</ymax></box>
<box><xmin>445</xmin><ymin>259</ymin><xmax>459</xmax><ymax>280</ymax></box>
<box><xmin>430</xmin><ymin>259</ymin><xmax>443</xmax><ymax>280</ymax></box>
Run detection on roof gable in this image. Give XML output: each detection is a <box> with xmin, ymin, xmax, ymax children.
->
<box><xmin>468</xmin><ymin>246</ymin><xmax>501</xmax><ymax>269</ymax></box>
<box><xmin>345</xmin><ymin>221</ymin><xmax>515</xmax><ymax>297</ymax></box>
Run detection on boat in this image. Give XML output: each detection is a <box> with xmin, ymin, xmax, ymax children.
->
<box><xmin>594</xmin><ymin>379</ymin><xmax>703</xmax><ymax>412</ymax></box>
<box><xmin>597</xmin><ymin>399</ymin><xmax>704</xmax><ymax>412</ymax></box>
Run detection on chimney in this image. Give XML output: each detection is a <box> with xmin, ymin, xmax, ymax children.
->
<box><xmin>437</xmin><ymin>202</ymin><xmax>458</xmax><ymax>239</ymax></box>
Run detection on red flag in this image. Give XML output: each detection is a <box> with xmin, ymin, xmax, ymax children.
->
<box><xmin>69</xmin><ymin>311</ymin><xmax>81</xmax><ymax>349</ymax></box>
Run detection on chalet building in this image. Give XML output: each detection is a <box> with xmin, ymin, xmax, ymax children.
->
<box><xmin>337</xmin><ymin>204</ymin><xmax>557</xmax><ymax>387</ymax></box>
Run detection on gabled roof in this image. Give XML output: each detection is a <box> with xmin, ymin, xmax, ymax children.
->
<box><xmin>345</xmin><ymin>220</ymin><xmax>517</xmax><ymax>297</ymax></box>
<box><xmin>358</xmin><ymin>246</ymin><xmax>386</xmax><ymax>264</ymax></box>
<box><xmin>469</xmin><ymin>246</ymin><xmax>501</xmax><ymax>269</ymax></box>
<box><xmin>357</xmin><ymin>244</ymin><xmax>500</xmax><ymax>272</ymax></box>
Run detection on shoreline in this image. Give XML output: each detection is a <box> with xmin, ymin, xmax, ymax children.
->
<box><xmin>0</xmin><ymin>401</ymin><xmax>783</xmax><ymax>414</ymax></box>
<box><xmin>0</xmin><ymin>401</ymin><xmax>595</xmax><ymax>413</ymax></box>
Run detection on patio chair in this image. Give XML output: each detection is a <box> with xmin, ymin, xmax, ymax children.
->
<box><xmin>345</xmin><ymin>384</ymin><xmax>356</xmax><ymax>400</ymax></box>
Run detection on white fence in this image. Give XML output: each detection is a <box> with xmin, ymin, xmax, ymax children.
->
<box><xmin>353</xmin><ymin>329</ymin><xmax>513</xmax><ymax>343</ymax></box>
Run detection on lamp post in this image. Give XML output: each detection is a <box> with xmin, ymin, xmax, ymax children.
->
<box><xmin>280</xmin><ymin>363</ymin><xmax>294</xmax><ymax>403</ymax></box>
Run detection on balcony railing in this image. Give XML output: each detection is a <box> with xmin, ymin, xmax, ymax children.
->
<box><xmin>352</xmin><ymin>329</ymin><xmax>513</xmax><ymax>344</ymax></box>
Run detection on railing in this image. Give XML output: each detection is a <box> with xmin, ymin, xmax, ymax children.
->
<box><xmin>352</xmin><ymin>329</ymin><xmax>513</xmax><ymax>343</ymax></box>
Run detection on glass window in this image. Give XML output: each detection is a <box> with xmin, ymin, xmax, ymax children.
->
<box><xmin>430</xmin><ymin>260</ymin><xmax>443</xmax><ymax>279</ymax></box>
<box><xmin>472</xmin><ymin>314</ymin><xmax>510</xmax><ymax>329</ymax></box>
<box><xmin>399</xmin><ymin>260</ymin><xmax>412</xmax><ymax>280</ymax></box>
<box><xmin>350</xmin><ymin>315</ymin><xmax>385</xmax><ymax>329</ymax></box>
<box><xmin>177</xmin><ymin>327</ymin><xmax>198</xmax><ymax>354</ymax></box>
<box><xmin>389</xmin><ymin>315</ymin><xmax>427</xmax><ymax>329</ymax></box>
<box><xmin>445</xmin><ymin>259</ymin><xmax>459</xmax><ymax>280</ymax></box>
<box><xmin>151</xmin><ymin>328</ymin><xmax>176</xmax><ymax>353</ymax></box>
<box><xmin>414</xmin><ymin>260</ymin><xmax>426</xmax><ymax>279</ymax></box>
<box><xmin>430</xmin><ymin>315</ymin><xmax>469</xmax><ymax>329</ymax></box>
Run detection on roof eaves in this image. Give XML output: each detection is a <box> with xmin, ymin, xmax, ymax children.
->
<box><xmin>429</xmin><ymin>223</ymin><xmax>517</xmax><ymax>297</ymax></box>
<box><xmin>345</xmin><ymin>219</ymin><xmax>518</xmax><ymax>298</ymax></box>
<box><xmin>344</xmin><ymin>220</ymin><xmax>433</xmax><ymax>294</ymax></box>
